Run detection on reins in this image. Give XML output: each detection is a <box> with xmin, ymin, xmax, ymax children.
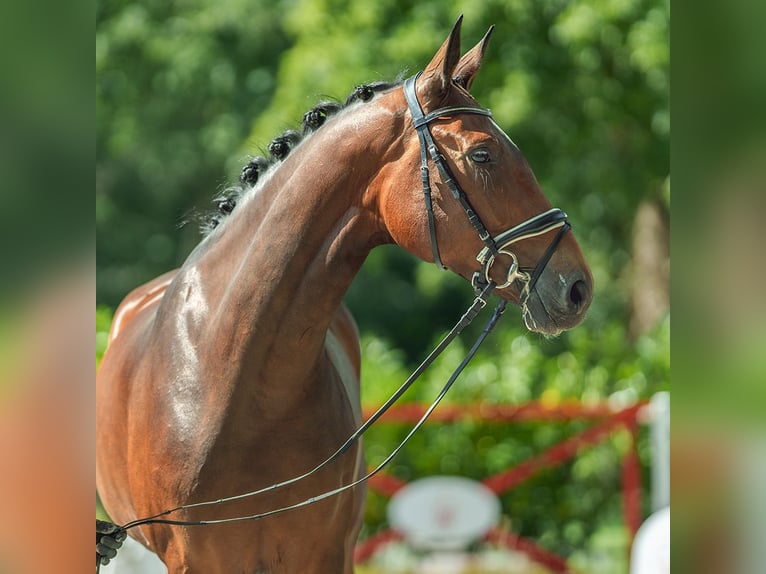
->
<box><xmin>113</xmin><ymin>282</ymin><xmax>503</xmax><ymax>537</ymax></box>
<box><xmin>104</xmin><ymin>72</ymin><xmax>572</xmax><ymax>554</ymax></box>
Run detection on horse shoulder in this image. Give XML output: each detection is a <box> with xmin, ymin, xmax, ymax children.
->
<box><xmin>98</xmin><ymin>270</ymin><xmax>179</xmax><ymax>530</ymax></box>
<box><xmin>108</xmin><ymin>270</ymin><xmax>178</xmax><ymax>343</ymax></box>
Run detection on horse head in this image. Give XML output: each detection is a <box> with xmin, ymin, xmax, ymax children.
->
<box><xmin>376</xmin><ymin>18</ymin><xmax>593</xmax><ymax>335</ymax></box>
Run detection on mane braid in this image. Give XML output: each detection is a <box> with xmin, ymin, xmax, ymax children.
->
<box><xmin>199</xmin><ymin>80</ymin><xmax>401</xmax><ymax>235</ymax></box>
<box><xmin>240</xmin><ymin>156</ymin><xmax>271</xmax><ymax>186</ymax></box>
<box><xmin>302</xmin><ymin>101</ymin><xmax>342</xmax><ymax>134</ymax></box>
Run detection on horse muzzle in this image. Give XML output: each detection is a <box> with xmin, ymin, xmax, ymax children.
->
<box><xmin>520</xmin><ymin>266</ymin><xmax>592</xmax><ymax>335</ymax></box>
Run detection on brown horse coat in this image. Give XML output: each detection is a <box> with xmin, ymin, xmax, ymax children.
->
<box><xmin>97</xmin><ymin>20</ymin><xmax>592</xmax><ymax>573</ymax></box>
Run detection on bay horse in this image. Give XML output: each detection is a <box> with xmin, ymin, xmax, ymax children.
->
<box><xmin>97</xmin><ymin>19</ymin><xmax>593</xmax><ymax>573</ymax></box>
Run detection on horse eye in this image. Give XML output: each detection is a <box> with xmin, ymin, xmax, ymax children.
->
<box><xmin>470</xmin><ymin>149</ymin><xmax>491</xmax><ymax>164</ymax></box>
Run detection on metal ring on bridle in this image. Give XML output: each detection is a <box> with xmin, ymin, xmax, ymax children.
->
<box><xmin>483</xmin><ymin>249</ymin><xmax>523</xmax><ymax>289</ymax></box>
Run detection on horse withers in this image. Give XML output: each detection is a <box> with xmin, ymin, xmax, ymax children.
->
<box><xmin>97</xmin><ymin>18</ymin><xmax>592</xmax><ymax>573</ymax></box>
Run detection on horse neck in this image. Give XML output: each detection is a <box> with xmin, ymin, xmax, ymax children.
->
<box><xmin>175</xmin><ymin>99</ymin><xmax>403</xmax><ymax>402</ymax></box>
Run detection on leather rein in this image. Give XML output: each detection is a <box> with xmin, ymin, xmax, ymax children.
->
<box><xmin>109</xmin><ymin>73</ymin><xmax>571</xmax><ymax>540</ymax></box>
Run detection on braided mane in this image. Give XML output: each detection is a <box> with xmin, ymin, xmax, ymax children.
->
<box><xmin>200</xmin><ymin>80</ymin><xmax>400</xmax><ymax>234</ymax></box>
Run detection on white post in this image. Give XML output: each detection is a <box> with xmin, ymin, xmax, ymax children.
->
<box><xmin>649</xmin><ymin>391</ymin><xmax>670</xmax><ymax>511</ymax></box>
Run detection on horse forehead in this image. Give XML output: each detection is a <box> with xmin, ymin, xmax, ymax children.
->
<box><xmin>489</xmin><ymin>118</ymin><xmax>520</xmax><ymax>149</ymax></box>
<box><xmin>431</xmin><ymin>116</ymin><xmax>524</xmax><ymax>163</ymax></box>
<box><xmin>457</xmin><ymin>115</ymin><xmax>522</xmax><ymax>153</ymax></box>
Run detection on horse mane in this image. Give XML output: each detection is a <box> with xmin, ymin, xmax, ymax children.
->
<box><xmin>199</xmin><ymin>79</ymin><xmax>401</xmax><ymax>234</ymax></box>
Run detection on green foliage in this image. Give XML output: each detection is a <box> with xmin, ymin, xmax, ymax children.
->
<box><xmin>357</xmin><ymin>315</ymin><xmax>667</xmax><ymax>566</ymax></box>
<box><xmin>96</xmin><ymin>306</ymin><xmax>113</xmax><ymax>365</ymax></box>
<box><xmin>97</xmin><ymin>0</ymin><xmax>669</xmax><ymax>571</ymax></box>
<box><xmin>97</xmin><ymin>0</ymin><xmax>290</xmax><ymax>306</ymax></box>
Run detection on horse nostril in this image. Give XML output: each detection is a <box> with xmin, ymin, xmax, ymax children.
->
<box><xmin>569</xmin><ymin>279</ymin><xmax>589</xmax><ymax>312</ymax></box>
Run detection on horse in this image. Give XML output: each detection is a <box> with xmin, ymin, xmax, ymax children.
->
<box><xmin>96</xmin><ymin>18</ymin><xmax>593</xmax><ymax>573</ymax></box>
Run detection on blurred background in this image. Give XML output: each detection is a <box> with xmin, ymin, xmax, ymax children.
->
<box><xmin>96</xmin><ymin>0</ymin><xmax>669</xmax><ymax>572</ymax></box>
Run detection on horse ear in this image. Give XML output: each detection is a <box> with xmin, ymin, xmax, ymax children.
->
<box><xmin>417</xmin><ymin>15</ymin><xmax>463</xmax><ymax>108</ymax></box>
<box><xmin>453</xmin><ymin>25</ymin><xmax>494</xmax><ymax>91</ymax></box>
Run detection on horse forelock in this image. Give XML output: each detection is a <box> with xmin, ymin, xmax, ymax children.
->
<box><xmin>197</xmin><ymin>79</ymin><xmax>402</xmax><ymax>236</ymax></box>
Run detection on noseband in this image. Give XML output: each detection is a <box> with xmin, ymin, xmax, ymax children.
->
<box><xmin>403</xmin><ymin>73</ymin><xmax>570</xmax><ymax>297</ymax></box>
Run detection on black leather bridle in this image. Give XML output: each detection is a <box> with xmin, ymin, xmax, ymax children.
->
<box><xmin>403</xmin><ymin>73</ymin><xmax>571</xmax><ymax>298</ymax></box>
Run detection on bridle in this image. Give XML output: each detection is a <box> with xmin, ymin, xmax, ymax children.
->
<box><xmin>402</xmin><ymin>72</ymin><xmax>570</xmax><ymax>299</ymax></box>
<box><xmin>99</xmin><ymin>74</ymin><xmax>573</xmax><ymax>567</ymax></box>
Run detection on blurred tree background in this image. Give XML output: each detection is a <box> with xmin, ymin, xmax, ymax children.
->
<box><xmin>97</xmin><ymin>0</ymin><xmax>668</xmax><ymax>572</ymax></box>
